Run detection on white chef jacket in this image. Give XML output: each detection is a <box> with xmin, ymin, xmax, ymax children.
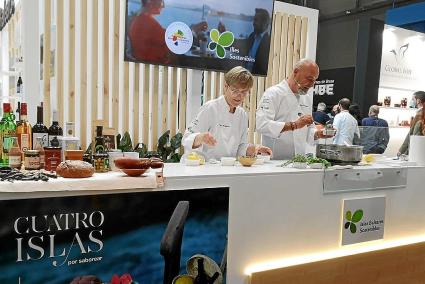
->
<box><xmin>256</xmin><ymin>80</ymin><xmax>315</xmax><ymax>160</ymax></box>
<box><xmin>332</xmin><ymin>110</ymin><xmax>360</xmax><ymax>145</ymax></box>
<box><xmin>182</xmin><ymin>95</ymin><xmax>249</xmax><ymax>161</ymax></box>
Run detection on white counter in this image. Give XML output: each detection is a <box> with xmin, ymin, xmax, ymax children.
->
<box><xmin>1</xmin><ymin>162</ymin><xmax>424</xmax><ymax>284</ymax></box>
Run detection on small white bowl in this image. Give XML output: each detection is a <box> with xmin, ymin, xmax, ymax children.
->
<box><xmin>309</xmin><ymin>163</ymin><xmax>324</xmax><ymax>169</ymax></box>
<box><xmin>185</xmin><ymin>159</ymin><xmax>200</xmax><ymax>166</ymax></box>
<box><xmin>123</xmin><ymin>152</ymin><xmax>139</xmax><ymax>159</ymax></box>
<box><xmin>254</xmin><ymin>157</ymin><xmax>265</xmax><ymax>165</ymax></box>
<box><xmin>322</xmin><ymin>129</ymin><xmax>337</xmax><ymax>136</ymax></box>
<box><xmin>221</xmin><ymin>157</ymin><xmax>236</xmax><ymax>166</ymax></box>
<box><xmin>258</xmin><ymin>154</ymin><xmax>271</xmax><ymax>163</ymax></box>
<box><xmin>293</xmin><ymin>162</ymin><xmax>308</xmax><ymax>169</ymax></box>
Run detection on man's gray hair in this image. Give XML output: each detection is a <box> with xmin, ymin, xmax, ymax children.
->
<box><xmin>317</xmin><ymin>102</ymin><xmax>326</xmax><ymax>111</ymax></box>
<box><xmin>369</xmin><ymin>105</ymin><xmax>380</xmax><ymax>117</ymax></box>
<box><xmin>293</xmin><ymin>58</ymin><xmax>318</xmax><ymax>70</ymax></box>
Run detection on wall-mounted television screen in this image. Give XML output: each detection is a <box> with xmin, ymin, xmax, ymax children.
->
<box><xmin>125</xmin><ymin>0</ymin><xmax>275</xmax><ymax>76</ymax></box>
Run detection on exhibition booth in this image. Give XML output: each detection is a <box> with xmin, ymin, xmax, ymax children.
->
<box><xmin>0</xmin><ymin>0</ymin><xmax>425</xmax><ymax>283</ymax></box>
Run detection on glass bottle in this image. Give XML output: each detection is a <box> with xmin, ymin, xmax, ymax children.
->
<box><xmin>93</xmin><ymin>126</ymin><xmax>109</xmax><ymax>172</ymax></box>
<box><xmin>33</xmin><ymin>137</ymin><xmax>45</xmax><ymax>169</ymax></box>
<box><xmin>17</xmin><ymin>76</ymin><xmax>23</xmax><ymax>94</ymax></box>
<box><xmin>48</xmin><ymin>110</ymin><xmax>63</xmax><ymax>147</ymax></box>
<box><xmin>8</xmin><ymin>137</ymin><xmax>22</xmax><ymax>169</ymax></box>
<box><xmin>16</xmin><ymin>103</ymin><xmax>32</xmax><ymax>153</ymax></box>
<box><xmin>0</xmin><ymin>103</ymin><xmax>17</xmax><ymax>167</ymax></box>
<box><xmin>32</xmin><ymin>105</ymin><xmax>49</xmax><ymax>147</ymax></box>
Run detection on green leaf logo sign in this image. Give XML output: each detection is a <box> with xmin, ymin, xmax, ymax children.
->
<box><xmin>208</xmin><ymin>29</ymin><xmax>234</xmax><ymax>59</ymax></box>
<box><xmin>344</xmin><ymin>209</ymin><xmax>363</xmax><ymax>233</ymax></box>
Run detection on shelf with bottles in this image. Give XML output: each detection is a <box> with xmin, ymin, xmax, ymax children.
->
<box><xmin>378</xmin><ymin>106</ymin><xmax>418</xmax><ymax>111</ymax></box>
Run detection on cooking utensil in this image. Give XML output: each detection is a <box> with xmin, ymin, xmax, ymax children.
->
<box><xmin>316</xmin><ymin>144</ymin><xmax>363</xmax><ymax>162</ymax></box>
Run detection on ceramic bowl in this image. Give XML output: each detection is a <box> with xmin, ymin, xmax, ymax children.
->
<box><xmin>254</xmin><ymin>157</ymin><xmax>265</xmax><ymax>165</ymax></box>
<box><xmin>239</xmin><ymin>156</ymin><xmax>257</xmax><ymax>167</ymax></box>
<box><xmin>121</xmin><ymin>168</ymin><xmax>148</xmax><ymax>177</ymax></box>
<box><xmin>309</xmin><ymin>163</ymin><xmax>324</xmax><ymax>169</ymax></box>
<box><xmin>258</xmin><ymin>154</ymin><xmax>271</xmax><ymax>162</ymax></box>
<box><xmin>172</xmin><ymin>275</ymin><xmax>195</xmax><ymax>284</ymax></box>
<box><xmin>221</xmin><ymin>157</ymin><xmax>236</xmax><ymax>166</ymax></box>
<box><xmin>114</xmin><ymin>158</ymin><xmax>142</xmax><ymax>169</ymax></box>
<box><xmin>185</xmin><ymin>159</ymin><xmax>201</xmax><ymax>166</ymax></box>
<box><xmin>293</xmin><ymin>162</ymin><xmax>308</xmax><ymax>169</ymax></box>
<box><xmin>322</xmin><ymin>128</ymin><xmax>337</xmax><ymax>136</ymax></box>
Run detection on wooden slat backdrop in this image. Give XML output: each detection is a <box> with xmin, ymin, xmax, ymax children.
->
<box><xmin>38</xmin><ymin>2</ymin><xmax>308</xmax><ymax>150</ymax></box>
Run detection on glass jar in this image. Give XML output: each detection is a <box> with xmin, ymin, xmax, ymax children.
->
<box><xmin>44</xmin><ymin>147</ymin><xmax>62</xmax><ymax>171</ymax></box>
<box><xmin>401</xmin><ymin>98</ymin><xmax>407</xmax><ymax>108</ymax></box>
<box><xmin>93</xmin><ymin>153</ymin><xmax>109</xmax><ymax>173</ymax></box>
<box><xmin>24</xmin><ymin>150</ymin><xmax>41</xmax><ymax>170</ymax></box>
<box><xmin>384</xmin><ymin>96</ymin><xmax>391</xmax><ymax>107</ymax></box>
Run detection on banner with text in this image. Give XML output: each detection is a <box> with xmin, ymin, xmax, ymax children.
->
<box><xmin>0</xmin><ymin>188</ymin><xmax>229</xmax><ymax>284</ymax></box>
<box><xmin>342</xmin><ymin>196</ymin><xmax>386</xmax><ymax>246</ymax></box>
<box><xmin>313</xmin><ymin>67</ymin><xmax>355</xmax><ymax>108</ymax></box>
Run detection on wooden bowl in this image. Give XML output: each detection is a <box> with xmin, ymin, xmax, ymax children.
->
<box><xmin>238</xmin><ymin>156</ymin><xmax>257</xmax><ymax>167</ymax></box>
<box><xmin>121</xmin><ymin>168</ymin><xmax>148</xmax><ymax>177</ymax></box>
<box><xmin>114</xmin><ymin>158</ymin><xmax>142</xmax><ymax>169</ymax></box>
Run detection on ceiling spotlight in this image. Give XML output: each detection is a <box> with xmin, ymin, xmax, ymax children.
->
<box><xmin>345</xmin><ymin>10</ymin><xmax>351</xmax><ymax>15</ymax></box>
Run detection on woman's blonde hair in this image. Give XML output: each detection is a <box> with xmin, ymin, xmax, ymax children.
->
<box><xmin>224</xmin><ymin>66</ymin><xmax>253</xmax><ymax>90</ymax></box>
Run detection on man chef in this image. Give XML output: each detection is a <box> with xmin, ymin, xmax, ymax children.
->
<box><xmin>182</xmin><ymin>66</ymin><xmax>272</xmax><ymax>161</ymax></box>
<box><xmin>256</xmin><ymin>58</ymin><xmax>330</xmax><ymax>160</ymax></box>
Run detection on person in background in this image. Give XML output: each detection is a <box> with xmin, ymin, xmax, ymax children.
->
<box><xmin>349</xmin><ymin>104</ymin><xmax>362</xmax><ymax>126</ymax></box>
<box><xmin>243</xmin><ymin>9</ymin><xmax>271</xmax><ymax>75</ymax></box>
<box><xmin>361</xmin><ymin>105</ymin><xmax>390</xmax><ymax>154</ymax></box>
<box><xmin>182</xmin><ymin>66</ymin><xmax>272</xmax><ymax>161</ymax></box>
<box><xmin>327</xmin><ymin>104</ymin><xmax>340</xmax><ymax>124</ymax></box>
<box><xmin>313</xmin><ymin>102</ymin><xmax>330</xmax><ymax>125</ymax></box>
<box><xmin>128</xmin><ymin>0</ymin><xmax>207</xmax><ymax>64</ymax></box>
<box><xmin>332</xmin><ymin>98</ymin><xmax>360</xmax><ymax>145</ymax></box>
<box><xmin>256</xmin><ymin>59</ymin><xmax>332</xmax><ymax>160</ymax></box>
<box><xmin>398</xmin><ymin>91</ymin><xmax>425</xmax><ymax>155</ymax></box>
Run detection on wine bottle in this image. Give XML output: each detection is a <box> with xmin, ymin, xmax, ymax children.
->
<box><xmin>17</xmin><ymin>76</ymin><xmax>23</xmax><ymax>94</ymax></box>
<box><xmin>16</xmin><ymin>103</ymin><xmax>32</xmax><ymax>152</ymax></box>
<box><xmin>48</xmin><ymin>110</ymin><xmax>63</xmax><ymax>147</ymax></box>
<box><xmin>94</xmin><ymin>126</ymin><xmax>106</xmax><ymax>153</ymax></box>
<box><xmin>0</xmin><ymin>103</ymin><xmax>17</xmax><ymax>166</ymax></box>
<box><xmin>32</xmin><ymin>106</ymin><xmax>49</xmax><ymax>148</ymax></box>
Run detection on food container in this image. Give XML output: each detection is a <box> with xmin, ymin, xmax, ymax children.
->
<box><xmin>293</xmin><ymin>162</ymin><xmax>308</xmax><ymax>169</ymax></box>
<box><xmin>24</xmin><ymin>150</ymin><xmax>40</xmax><ymax>170</ymax></box>
<box><xmin>221</xmin><ymin>157</ymin><xmax>236</xmax><ymax>166</ymax></box>
<box><xmin>123</xmin><ymin>152</ymin><xmax>139</xmax><ymax>159</ymax></box>
<box><xmin>185</xmin><ymin>159</ymin><xmax>200</xmax><ymax>166</ymax></box>
<box><xmin>108</xmin><ymin>151</ymin><xmax>124</xmax><ymax>171</ymax></box>
<box><xmin>238</xmin><ymin>156</ymin><xmax>257</xmax><ymax>167</ymax></box>
<box><xmin>44</xmin><ymin>147</ymin><xmax>62</xmax><ymax>171</ymax></box>
<box><xmin>65</xmin><ymin>150</ymin><xmax>84</xmax><ymax>161</ymax></box>
<box><xmin>93</xmin><ymin>153</ymin><xmax>109</xmax><ymax>173</ymax></box>
<box><xmin>259</xmin><ymin>154</ymin><xmax>271</xmax><ymax>163</ymax></box>
<box><xmin>316</xmin><ymin>144</ymin><xmax>363</xmax><ymax>162</ymax></box>
<box><xmin>322</xmin><ymin>128</ymin><xmax>337</xmax><ymax>136</ymax></box>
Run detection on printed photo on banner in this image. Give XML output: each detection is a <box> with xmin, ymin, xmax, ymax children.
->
<box><xmin>125</xmin><ymin>0</ymin><xmax>275</xmax><ymax>76</ymax></box>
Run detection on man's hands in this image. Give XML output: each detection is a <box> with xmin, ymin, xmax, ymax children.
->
<box><xmin>246</xmin><ymin>144</ymin><xmax>273</xmax><ymax>157</ymax></box>
<box><xmin>193</xmin><ymin>132</ymin><xmax>217</xmax><ymax>148</ymax></box>
<box><xmin>295</xmin><ymin>114</ymin><xmax>314</xmax><ymax>129</ymax></box>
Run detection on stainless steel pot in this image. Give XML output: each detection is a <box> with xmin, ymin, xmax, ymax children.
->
<box><xmin>316</xmin><ymin>144</ymin><xmax>363</xmax><ymax>162</ymax></box>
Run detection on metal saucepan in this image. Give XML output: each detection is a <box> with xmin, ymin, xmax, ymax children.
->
<box><xmin>316</xmin><ymin>144</ymin><xmax>363</xmax><ymax>162</ymax></box>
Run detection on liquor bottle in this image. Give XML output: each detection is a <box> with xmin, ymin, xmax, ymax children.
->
<box><xmin>0</xmin><ymin>103</ymin><xmax>17</xmax><ymax>166</ymax></box>
<box><xmin>48</xmin><ymin>110</ymin><xmax>63</xmax><ymax>147</ymax></box>
<box><xmin>16</xmin><ymin>101</ymin><xmax>21</xmax><ymax>123</ymax></box>
<box><xmin>8</xmin><ymin>137</ymin><xmax>22</xmax><ymax>169</ymax></box>
<box><xmin>32</xmin><ymin>106</ymin><xmax>49</xmax><ymax>148</ymax></box>
<box><xmin>94</xmin><ymin>126</ymin><xmax>106</xmax><ymax>153</ymax></box>
<box><xmin>16</xmin><ymin>103</ymin><xmax>32</xmax><ymax>153</ymax></box>
<box><xmin>17</xmin><ymin>76</ymin><xmax>23</xmax><ymax>94</ymax></box>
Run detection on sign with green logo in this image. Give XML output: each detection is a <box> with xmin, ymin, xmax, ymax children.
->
<box><xmin>208</xmin><ymin>29</ymin><xmax>235</xmax><ymax>59</ymax></box>
<box><xmin>342</xmin><ymin>197</ymin><xmax>386</xmax><ymax>245</ymax></box>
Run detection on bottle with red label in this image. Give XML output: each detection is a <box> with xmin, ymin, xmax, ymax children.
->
<box><xmin>16</xmin><ymin>103</ymin><xmax>32</xmax><ymax>153</ymax></box>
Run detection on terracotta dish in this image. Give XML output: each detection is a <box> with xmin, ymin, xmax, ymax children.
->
<box><xmin>121</xmin><ymin>168</ymin><xmax>148</xmax><ymax>177</ymax></box>
<box><xmin>114</xmin><ymin>158</ymin><xmax>142</xmax><ymax>169</ymax></box>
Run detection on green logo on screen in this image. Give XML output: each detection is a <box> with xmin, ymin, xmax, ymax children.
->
<box><xmin>344</xmin><ymin>209</ymin><xmax>363</xmax><ymax>233</ymax></box>
<box><xmin>208</xmin><ymin>29</ymin><xmax>234</xmax><ymax>59</ymax></box>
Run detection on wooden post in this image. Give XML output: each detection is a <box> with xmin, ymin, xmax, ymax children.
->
<box><xmin>79</xmin><ymin>0</ymin><xmax>88</xmax><ymax>148</ymax></box>
<box><xmin>68</xmin><ymin>0</ymin><xmax>76</xmax><ymax>122</ymax></box>
<box><xmin>43</xmin><ymin>0</ymin><xmax>52</xmax><ymax>126</ymax></box>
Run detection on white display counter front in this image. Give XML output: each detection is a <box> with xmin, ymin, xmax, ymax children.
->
<box><xmin>0</xmin><ymin>162</ymin><xmax>424</xmax><ymax>284</ymax></box>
